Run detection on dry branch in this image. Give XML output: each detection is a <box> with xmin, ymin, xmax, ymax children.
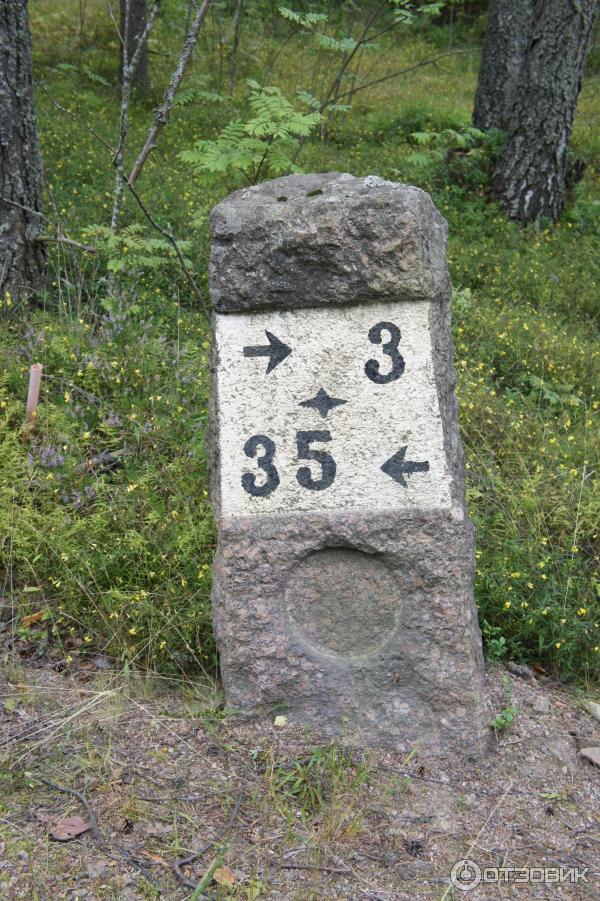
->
<box><xmin>36</xmin><ymin>776</ymin><xmax>102</xmax><ymax>843</ymax></box>
<box><xmin>125</xmin><ymin>181</ymin><xmax>211</xmax><ymax>320</ymax></box>
<box><xmin>38</xmin><ymin>84</ymin><xmax>115</xmax><ymax>154</ymax></box>
<box><xmin>172</xmin><ymin>790</ymin><xmax>245</xmax><ymax>889</ymax></box>
<box><xmin>110</xmin><ymin>0</ymin><xmax>161</xmax><ymax>234</ymax></box>
<box><xmin>332</xmin><ymin>48</ymin><xmax>477</xmax><ymax>105</ymax></box>
<box><xmin>128</xmin><ymin>0</ymin><xmax>212</xmax><ymax>188</ymax></box>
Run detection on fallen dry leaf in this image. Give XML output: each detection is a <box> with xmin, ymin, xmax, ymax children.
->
<box><xmin>140</xmin><ymin>850</ymin><xmax>169</xmax><ymax>866</ymax></box>
<box><xmin>21</xmin><ymin>610</ymin><xmax>45</xmax><ymax>628</ymax></box>
<box><xmin>213</xmin><ymin>865</ymin><xmax>236</xmax><ymax>888</ymax></box>
<box><xmin>50</xmin><ymin>816</ymin><xmax>91</xmax><ymax>842</ymax></box>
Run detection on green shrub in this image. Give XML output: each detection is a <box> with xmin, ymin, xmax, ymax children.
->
<box><xmin>7</xmin><ymin>0</ymin><xmax>598</xmax><ymax>683</ymax></box>
<box><xmin>180</xmin><ymin>82</ymin><xmax>321</xmax><ymax>187</ymax></box>
<box><xmin>0</xmin><ymin>305</ymin><xmax>216</xmax><ymax>674</ymax></box>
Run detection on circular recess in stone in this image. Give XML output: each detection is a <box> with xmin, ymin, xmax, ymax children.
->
<box><xmin>285</xmin><ymin>548</ymin><xmax>399</xmax><ymax>658</ymax></box>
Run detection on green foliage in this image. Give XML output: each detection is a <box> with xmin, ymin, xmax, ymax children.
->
<box><xmin>7</xmin><ymin>0</ymin><xmax>600</xmax><ymax>683</ymax></box>
<box><xmin>314</xmin><ymin>33</ymin><xmax>360</xmax><ymax>53</ymax></box>
<box><xmin>403</xmin><ymin>125</ymin><xmax>503</xmax><ymax>190</ymax></box>
<box><xmin>410</xmin><ymin>125</ymin><xmax>485</xmax><ymax>147</ymax></box>
<box><xmin>521</xmin><ymin>374</ymin><xmax>584</xmax><ymax>411</ymax></box>
<box><xmin>390</xmin><ymin>0</ymin><xmax>446</xmax><ymax>25</ymax></box>
<box><xmin>0</xmin><ymin>306</ymin><xmax>216</xmax><ymax>675</ymax></box>
<box><xmin>490</xmin><ymin>676</ymin><xmax>518</xmax><ymax>732</ymax></box>
<box><xmin>173</xmin><ymin>86</ymin><xmax>226</xmax><ymax>108</ymax></box>
<box><xmin>180</xmin><ymin>83</ymin><xmax>321</xmax><ymax>186</ymax></box>
<box><xmin>568</xmin><ymin>198</ymin><xmax>600</xmax><ymax>235</ymax></box>
<box><xmin>81</xmin><ymin>64</ymin><xmax>111</xmax><ymax>88</ymax></box>
<box><xmin>277</xmin><ymin>6</ymin><xmax>328</xmax><ymax>29</ymax></box>
<box><xmin>490</xmin><ymin>705</ymin><xmax>517</xmax><ymax>732</ymax></box>
<box><xmin>328</xmin><ymin>102</ymin><xmax>465</xmax><ymax>148</ymax></box>
<box><xmin>450</xmin><ymin>218</ymin><xmax>600</xmax><ymax>681</ymax></box>
<box><xmin>482</xmin><ymin>621</ymin><xmax>508</xmax><ymax>662</ymax></box>
<box><xmin>85</xmin><ymin>223</ymin><xmax>192</xmax><ymax>275</ymax></box>
<box><xmin>268</xmin><ymin>745</ymin><xmax>368</xmax><ymax>819</ymax></box>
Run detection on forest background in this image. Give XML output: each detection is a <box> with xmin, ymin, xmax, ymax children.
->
<box><xmin>1</xmin><ymin>0</ymin><xmax>599</xmax><ymax>688</ymax></box>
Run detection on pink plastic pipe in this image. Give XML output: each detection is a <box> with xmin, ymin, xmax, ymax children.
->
<box><xmin>26</xmin><ymin>363</ymin><xmax>43</xmax><ymax>420</ymax></box>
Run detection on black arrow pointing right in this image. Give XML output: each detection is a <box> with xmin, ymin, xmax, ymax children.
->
<box><xmin>381</xmin><ymin>445</ymin><xmax>430</xmax><ymax>488</ymax></box>
<box><xmin>243</xmin><ymin>330</ymin><xmax>292</xmax><ymax>374</ymax></box>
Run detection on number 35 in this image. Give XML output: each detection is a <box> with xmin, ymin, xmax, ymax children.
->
<box><xmin>241</xmin><ymin>430</ymin><xmax>336</xmax><ymax>497</ymax></box>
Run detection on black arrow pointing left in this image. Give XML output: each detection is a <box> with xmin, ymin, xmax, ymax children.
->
<box><xmin>381</xmin><ymin>445</ymin><xmax>430</xmax><ymax>488</ymax></box>
<box><xmin>243</xmin><ymin>330</ymin><xmax>292</xmax><ymax>374</ymax></box>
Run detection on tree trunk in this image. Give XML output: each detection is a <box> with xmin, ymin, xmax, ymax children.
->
<box><xmin>472</xmin><ymin>0</ymin><xmax>535</xmax><ymax>131</ymax></box>
<box><xmin>475</xmin><ymin>0</ymin><xmax>599</xmax><ymax>224</ymax></box>
<box><xmin>119</xmin><ymin>0</ymin><xmax>148</xmax><ymax>95</ymax></box>
<box><xmin>0</xmin><ymin>0</ymin><xmax>46</xmax><ymax>302</ymax></box>
<box><xmin>227</xmin><ymin>0</ymin><xmax>244</xmax><ymax>98</ymax></box>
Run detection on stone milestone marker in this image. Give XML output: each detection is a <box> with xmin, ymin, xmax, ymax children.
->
<box><xmin>208</xmin><ymin>172</ymin><xmax>488</xmax><ymax>753</ymax></box>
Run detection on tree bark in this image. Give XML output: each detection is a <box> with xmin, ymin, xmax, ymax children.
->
<box><xmin>119</xmin><ymin>0</ymin><xmax>149</xmax><ymax>95</ymax></box>
<box><xmin>474</xmin><ymin>0</ymin><xmax>599</xmax><ymax>224</ymax></box>
<box><xmin>472</xmin><ymin>0</ymin><xmax>535</xmax><ymax>131</ymax></box>
<box><xmin>0</xmin><ymin>0</ymin><xmax>46</xmax><ymax>301</ymax></box>
<box><xmin>227</xmin><ymin>0</ymin><xmax>244</xmax><ymax>98</ymax></box>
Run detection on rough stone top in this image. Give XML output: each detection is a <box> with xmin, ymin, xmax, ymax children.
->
<box><xmin>210</xmin><ymin>172</ymin><xmax>450</xmax><ymax>313</ymax></box>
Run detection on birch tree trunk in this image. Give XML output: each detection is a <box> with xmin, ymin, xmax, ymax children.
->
<box><xmin>0</xmin><ymin>0</ymin><xmax>46</xmax><ymax>301</ymax></box>
<box><xmin>474</xmin><ymin>0</ymin><xmax>599</xmax><ymax>223</ymax></box>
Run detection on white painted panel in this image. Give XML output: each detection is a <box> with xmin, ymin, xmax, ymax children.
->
<box><xmin>215</xmin><ymin>301</ymin><xmax>452</xmax><ymax>516</ymax></box>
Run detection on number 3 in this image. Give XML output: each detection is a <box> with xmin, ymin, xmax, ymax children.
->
<box><xmin>241</xmin><ymin>434</ymin><xmax>280</xmax><ymax>497</ymax></box>
<box><xmin>365</xmin><ymin>321</ymin><xmax>405</xmax><ymax>385</ymax></box>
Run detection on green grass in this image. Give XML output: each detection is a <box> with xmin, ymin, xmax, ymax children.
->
<box><xmin>0</xmin><ymin>0</ymin><xmax>598</xmax><ymax>681</ymax></box>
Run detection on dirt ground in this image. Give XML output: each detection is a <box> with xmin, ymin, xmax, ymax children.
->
<box><xmin>0</xmin><ymin>651</ymin><xmax>599</xmax><ymax>901</ymax></box>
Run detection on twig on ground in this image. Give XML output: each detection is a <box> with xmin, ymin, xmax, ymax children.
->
<box><xmin>77</xmin><ymin>447</ymin><xmax>128</xmax><ymax>474</ymax></box>
<box><xmin>439</xmin><ymin>778</ymin><xmax>515</xmax><ymax>901</ymax></box>
<box><xmin>373</xmin><ymin>764</ymin><xmax>503</xmax><ymax>798</ymax></box>
<box><xmin>42</xmin><ymin>374</ymin><xmax>102</xmax><ymax>406</ymax></box>
<box><xmin>172</xmin><ymin>790</ymin><xmax>245</xmax><ymax>889</ymax></box>
<box><xmin>134</xmin><ymin>793</ymin><xmax>209</xmax><ymax>803</ymax></box>
<box><xmin>278</xmin><ymin>862</ymin><xmax>350</xmax><ymax>874</ymax></box>
<box><xmin>110</xmin><ymin>758</ymin><xmax>168</xmax><ymax>788</ymax></box>
<box><xmin>1</xmin><ymin>692</ymin><xmax>114</xmax><ymax>752</ymax></box>
<box><xmin>35</xmin><ymin>776</ymin><xmax>102</xmax><ymax>843</ymax></box>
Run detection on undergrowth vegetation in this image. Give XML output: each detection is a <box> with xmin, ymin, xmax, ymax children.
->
<box><xmin>0</xmin><ymin>0</ymin><xmax>598</xmax><ymax>683</ymax></box>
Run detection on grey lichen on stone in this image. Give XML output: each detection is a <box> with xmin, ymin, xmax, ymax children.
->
<box><xmin>210</xmin><ymin>172</ymin><xmax>451</xmax><ymax>312</ymax></box>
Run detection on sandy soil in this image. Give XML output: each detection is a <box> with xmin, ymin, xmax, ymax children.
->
<box><xmin>0</xmin><ymin>653</ymin><xmax>599</xmax><ymax>900</ymax></box>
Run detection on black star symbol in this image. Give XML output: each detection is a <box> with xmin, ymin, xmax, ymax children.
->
<box><xmin>299</xmin><ymin>387</ymin><xmax>347</xmax><ymax>419</ymax></box>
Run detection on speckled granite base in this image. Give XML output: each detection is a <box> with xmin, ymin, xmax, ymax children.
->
<box><xmin>212</xmin><ymin>508</ymin><xmax>488</xmax><ymax>753</ymax></box>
